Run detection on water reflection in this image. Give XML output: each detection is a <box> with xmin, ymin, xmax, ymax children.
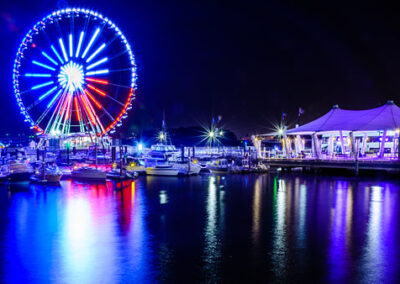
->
<box><xmin>328</xmin><ymin>181</ymin><xmax>353</xmax><ymax>282</ymax></box>
<box><xmin>0</xmin><ymin>174</ymin><xmax>399</xmax><ymax>282</ymax></box>
<box><xmin>203</xmin><ymin>175</ymin><xmax>223</xmax><ymax>282</ymax></box>
<box><xmin>252</xmin><ymin>176</ymin><xmax>262</xmax><ymax>248</ymax></box>
<box><xmin>271</xmin><ymin>177</ymin><xmax>288</xmax><ymax>280</ymax></box>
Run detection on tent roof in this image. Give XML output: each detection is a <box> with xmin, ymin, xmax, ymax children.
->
<box><xmin>286</xmin><ymin>101</ymin><xmax>400</xmax><ymax>134</ymax></box>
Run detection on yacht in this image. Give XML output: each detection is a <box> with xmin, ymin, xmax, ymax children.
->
<box><xmin>7</xmin><ymin>162</ymin><xmax>34</xmax><ymax>182</ymax></box>
<box><xmin>208</xmin><ymin>159</ymin><xmax>231</xmax><ymax>174</ymax></box>
<box><xmin>174</xmin><ymin>159</ymin><xmax>202</xmax><ymax>175</ymax></box>
<box><xmin>107</xmin><ymin>168</ymin><xmax>138</xmax><ymax>180</ymax></box>
<box><xmin>126</xmin><ymin>158</ymin><xmax>146</xmax><ymax>175</ymax></box>
<box><xmin>31</xmin><ymin>165</ymin><xmax>63</xmax><ymax>183</ymax></box>
<box><xmin>146</xmin><ymin>164</ymin><xmax>179</xmax><ymax>176</ymax></box>
<box><xmin>71</xmin><ymin>167</ymin><xmax>107</xmax><ymax>181</ymax></box>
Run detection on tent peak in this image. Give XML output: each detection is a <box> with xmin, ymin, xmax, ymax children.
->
<box><xmin>332</xmin><ymin>104</ymin><xmax>339</xmax><ymax>109</ymax></box>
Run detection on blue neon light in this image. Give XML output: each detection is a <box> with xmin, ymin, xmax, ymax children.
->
<box><xmin>47</xmin><ymin>89</ymin><xmax>63</xmax><ymax>108</ymax></box>
<box><xmin>39</xmin><ymin>86</ymin><xmax>58</xmax><ymax>101</ymax></box>
<box><xmin>69</xmin><ymin>34</ymin><xmax>73</xmax><ymax>58</ymax></box>
<box><xmin>59</xmin><ymin>38</ymin><xmax>69</xmax><ymax>62</ymax></box>
<box><xmin>86</xmin><ymin>57</ymin><xmax>108</xmax><ymax>70</ymax></box>
<box><xmin>51</xmin><ymin>45</ymin><xmax>64</xmax><ymax>64</ymax></box>
<box><xmin>85</xmin><ymin>69</ymin><xmax>109</xmax><ymax>76</ymax></box>
<box><xmin>32</xmin><ymin>60</ymin><xmax>56</xmax><ymax>71</ymax></box>
<box><xmin>81</xmin><ymin>28</ymin><xmax>100</xmax><ymax>58</ymax></box>
<box><xmin>41</xmin><ymin>52</ymin><xmax>58</xmax><ymax>65</ymax></box>
<box><xmin>25</xmin><ymin>73</ymin><xmax>52</xmax><ymax>77</ymax></box>
<box><xmin>31</xmin><ymin>81</ymin><xmax>54</xmax><ymax>90</ymax></box>
<box><xmin>75</xmin><ymin>31</ymin><xmax>84</xmax><ymax>57</ymax></box>
<box><xmin>86</xmin><ymin>43</ymin><xmax>106</xmax><ymax>63</ymax></box>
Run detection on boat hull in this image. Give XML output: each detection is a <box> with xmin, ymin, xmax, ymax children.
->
<box><xmin>146</xmin><ymin>167</ymin><xmax>179</xmax><ymax>176</ymax></box>
<box><xmin>71</xmin><ymin>168</ymin><xmax>107</xmax><ymax>181</ymax></box>
<box><xmin>208</xmin><ymin>167</ymin><xmax>230</xmax><ymax>174</ymax></box>
<box><xmin>7</xmin><ymin>172</ymin><xmax>32</xmax><ymax>182</ymax></box>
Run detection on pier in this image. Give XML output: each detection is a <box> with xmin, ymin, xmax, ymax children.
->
<box><xmin>262</xmin><ymin>158</ymin><xmax>400</xmax><ymax>174</ymax></box>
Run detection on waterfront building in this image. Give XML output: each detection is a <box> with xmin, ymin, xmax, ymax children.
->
<box><xmin>254</xmin><ymin>100</ymin><xmax>400</xmax><ymax>160</ymax></box>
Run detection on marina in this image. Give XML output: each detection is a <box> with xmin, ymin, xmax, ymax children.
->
<box><xmin>2</xmin><ymin>1</ymin><xmax>400</xmax><ymax>283</ymax></box>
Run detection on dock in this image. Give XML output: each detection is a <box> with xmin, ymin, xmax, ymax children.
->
<box><xmin>263</xmin><ymin>158</ymin><xmax>400</xmax><ymax>174</ymax></box>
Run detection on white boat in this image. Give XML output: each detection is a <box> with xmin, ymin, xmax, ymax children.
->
<box><xmin>7</xmin><ymin>162</ymin><xmax>34</xmax><ymax>182</ymax></box>
<box><xmin>146</xmin><ymin>165</ymin><xmax>179</xmax><ymax>176</ymax></box>
<box><xmin>31</xmin><ymin>165</ymin><xmax>63</xmax><ymax>183</ymax></box>
<box><xmin>174</xmin><ymin>160</ymin><xmax>202</xmax><ymax>175</ymax></box>
<box><xmin>107</xmin><ymin>168</ymin><xmax>138</xmax><ymax>180</ymax></box>
<box><xmin>126</xmin><ymin>158</ymin><xmax>146</xmax><ymax>175</ymax></box>
<box><xmin>208</xmin><ymin>159</ymin><xmax>231</xmax><ymax>174</ymax></box>
<box><xmin>71</xmin><ymin>167</ymin><xmax>107</xmax><ymax>181</ymax></box>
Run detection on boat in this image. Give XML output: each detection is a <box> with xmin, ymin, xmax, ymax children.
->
<box><xmin>6</xmin><ymin>162</ymin><xmax>34</xmax><ymax>182</ymax></box>
<box><xmin>30</xmin><ymin>164</ymin><xmax>63</xmax><ymax>184</ymax></box>
<box><xmin>174</xmin><ymin>159</ymin><xmax>202</xmax><ymax>175</ymax></box>
<box><xmin>107</xmin><ymin>168</ymin><xmax>138</xmax><ymax>180</ymax></box>
<box><xmin>71</xmin><ymin>167</ymin><xmax>107</xmax><ymax>181</ymax></box>
<box><xmin>146</xmin><ymin>165</ymin><xmax>179</xmax><ymax>176</ymax></box>
<box><xmin>208</xmin><ymin>159</ymin><xmax>231</xmax><ymax>174</ymax></box>
<box><xmin>125</xmin><ymin>158</ymin><xmax>146</xmax><ymax>175</ymax></box>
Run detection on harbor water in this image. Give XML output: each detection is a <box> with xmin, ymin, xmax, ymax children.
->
<box><xmin>0</xmin><ymin>174</ymin><xmax>399</xmax><ymax>283</ymax></box>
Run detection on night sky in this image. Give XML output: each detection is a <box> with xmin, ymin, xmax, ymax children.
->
<box><xmin>1</xmin><ymin>0</ymin><xmax>400</xmax><ymax>137</ymax></box>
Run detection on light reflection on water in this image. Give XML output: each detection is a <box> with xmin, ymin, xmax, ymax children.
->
<box><xmin>0</xmin><ymin>174</ymin><xmax>399</xmax><ymax>283</ymax></box>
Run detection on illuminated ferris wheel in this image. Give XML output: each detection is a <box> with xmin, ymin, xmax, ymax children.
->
<box><xmin>13</xmin><ymin>8</ymin><xmax>136</xmax><ymax>137</ymax></box>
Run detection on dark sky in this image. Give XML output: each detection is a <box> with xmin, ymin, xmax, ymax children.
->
<box><xmin>1</xmin><ymin>0</ymin><xmax>400</xmax><ymax>136</ymax></box>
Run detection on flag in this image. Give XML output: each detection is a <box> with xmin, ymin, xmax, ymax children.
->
<box><xmin>298</xmin><ymin>107</ymin><xmax>304</xmax><ymax>117</ymax></box>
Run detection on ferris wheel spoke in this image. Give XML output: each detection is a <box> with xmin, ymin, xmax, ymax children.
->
<box><xmin>42</xmin><ymin>89</ymin><xmax>66</xmax><ymax>133</ymax></box>
<box><xmin>61</xmin><ymin>94</ymin><xmax>73</xmax><ymax>134</ymax></box>
<box><xmin>32</xmin><ymin>60</ymin><xmax>56</xmax><ymax>71</ymax></box>
<box><xmin>84</xmin><ymin>89</ymin><xmax>102</xmax><ymax>109</ymax></box>
<box><xmin>108</xmin><ymin>48</ymin><xmax>129</xmax><ymax>61</ymax></box>
<box><xmin>24</xmin><ymin>73</ymin><xmax>53</xmax><ymax>78</ymax></box>
<box><xmin>41</xmin><ymin>51</ymin><xmax>59</xmax><ymax>66</ymax></box>
<box><xmin>106</xmin><ymin>82</ymin><xmax>133</xmax><ymax>89</ymax></box>
<box><xmin>31</xmin><ymin>81</ymin><xmax>54</xmax><ymax>90</ymax></box>
<box><xmin>86</xmin><ymin>57</ymin><xmax>107</xmax><ymax>70</ymax></box>
<box><xmin>104</xmin><ymin>94</ymin><xmax>125</xmax><ymax>106</ymax></box>
<box><xmin>81</xmin><ymin>28</ymin><xmax>100</xmax><ymax>59</ymax></box>
<box><xmin>86</xmin><ymin>84</ymin><xmax>106</xmax><ymax>96</ymax></box>
<box><xmin>86</xmin><ymin>69</ymin><xmax>109</xmax><ymax>76</ymax></box>
<box><xmin>26</xmin><ymin>86</ymin><xmax>57</xmax><ymax>111</ymax></box>
<box><xmin>75</xmin><ymin>31</ymin><xmax>85</xmax><ymax>58</ymax></box>
<box><xmin>58</xmin><ymin>38</ymin><xmax>69</xmax><ymax>62</ymax></box>
<box><xmin>86</xmin><ymin>43</ymin><xmax>106</xmax><ymax>63</ymax></box>
<box><xmin>108</xmin><ymin>67</ymin><xmax>134</xmax><ymax>73</ymax></box>
<box><xmin>86</xmin><ymin>77</ymin><xmax>132</xmax><ymax>89</ymax></box>
<box><xmin>85</xmin><ymin>94</ymin><xmax>105</xmax><ymax>133</ymax></box>
<box><xmin>79</xmin><ymin>93</ymin><xmax>99</xmax><ymax>133</ymax></box>
<box><xmin>51</xmin><ymin>45</ymin><xmax>64</xmax><ymax>64</ymax></box>
<box><xmin>69</xmin><ymin>33</ymin><xmax>73</xmax><ymax>58</ymax></box>
<box><xmin>85</xmin><ymin>78</ymin><xmax>108</xmax><ymax>85</ymax></box>
<box><xmin>52</xmin><ymin>91</ymin><xmax>69</xmax><ymax>133</ymax></box>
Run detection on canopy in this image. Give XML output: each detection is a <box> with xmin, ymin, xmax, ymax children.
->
<box><xmin>286</xmin><ymin>101</ymin><xmax>400</xmax><ymax>135</ymax></box>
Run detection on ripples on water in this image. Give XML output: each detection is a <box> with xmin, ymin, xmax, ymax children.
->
<box><xmin>0</xmin><ymin>174</ymin><xmax>399</xmax><ymax>283</ymax></box>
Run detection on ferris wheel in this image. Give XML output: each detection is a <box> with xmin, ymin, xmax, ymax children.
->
<box><xmin>13</xmin><ymin>8</ymin><xmax>136</xmax><ymax>137</ymax></box>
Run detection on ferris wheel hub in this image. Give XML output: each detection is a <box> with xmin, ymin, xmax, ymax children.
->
<box><xmin>58</xmin><ymin>61</ymin><xmax>84</xmax><ymax>93</ymax></box>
